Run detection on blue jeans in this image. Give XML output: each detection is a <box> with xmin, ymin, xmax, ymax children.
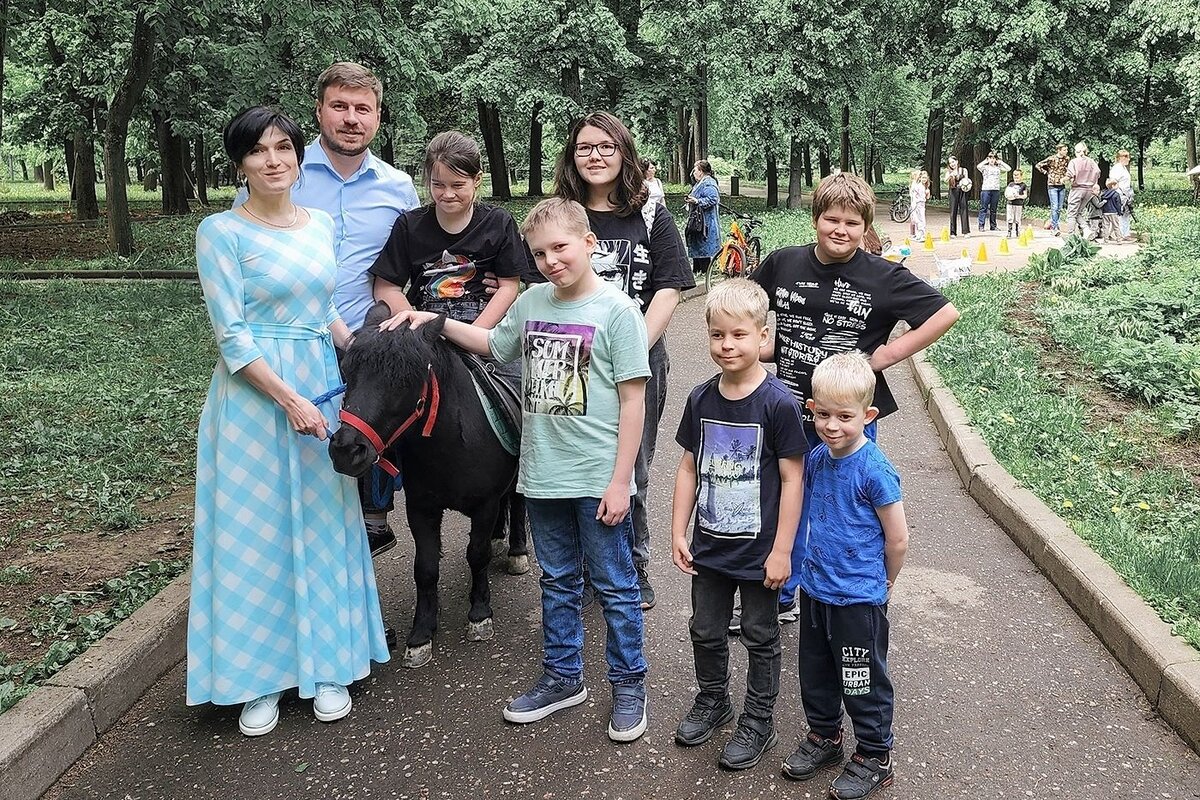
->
<box><xmin>977</xmin><ymin>189</ymin><xmax>999</xmax><ymax>230</ymax></box>
<box><xmin>1047</xmin><ymin>185</ymin><xmax>1065</xmax><ymax>230</ymax></box>
<box><xmin>526</xmin><ymin>497</ymin><xmax>647</xmax><ymax>685</ymax></box>
<box><xmin>780</xmin><ymin>422</ymin><xmax>878</xmax><ymax>607</ymax></box>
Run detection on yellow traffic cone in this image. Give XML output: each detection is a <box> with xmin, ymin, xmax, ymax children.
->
<box><xmin>923</xmin><ymin>231</ymin><xmax>935</xmax><ymax>250</ymax></box>
<box><xmin>976</xmin><ymin>243</ymin><xmax>989</xmax><ymax>263</ymax></box>
<box><xmin>940</xmin><ymin>227</ymin><xmax>950</xmax><ymax>242</ymax></box>
<box><xmin>1024</xmin><ymin>228</ymin><xmax>1034</xmax><ymax>246</ymax></box>
<box><xmin>998</xmin><ymin>238</ymin><xmax>1010</xmax><ymax>255</ymax></box>
<box><xmin>961</xmin><ymin>248</ymin><xmax>970</xmax><ymax>259</ymax></box>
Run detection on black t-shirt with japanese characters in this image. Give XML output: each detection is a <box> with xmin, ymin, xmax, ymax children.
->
<box><xmin>583</xmin><ymin>206</ymin><xmax>695</xmax><ymax>314</ymax></box>
<box><xmin>369</xmin><ymin>203</ymin><xmax>528</xmax><ymax>320</ymax></box>
<box><xmin>751</xmin><ymin>244</ymin><xmax>949</xmax><ymax>423</ymax></box>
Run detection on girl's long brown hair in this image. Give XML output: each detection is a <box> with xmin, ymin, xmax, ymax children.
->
<box><xmin>554</xmin><ymin>111</ymin><xmax>648</xmax><ymax>218</ymax></box>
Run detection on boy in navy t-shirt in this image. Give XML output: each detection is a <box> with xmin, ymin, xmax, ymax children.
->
<box><xmin>781</xmin><ymin>351</ymin><xmax>909</xmax><ymax>799</ymax></box>
<box><xmin>670</xmin><ymin>279</ymin><xmax>807</xmax><ymax>770</ymax></box>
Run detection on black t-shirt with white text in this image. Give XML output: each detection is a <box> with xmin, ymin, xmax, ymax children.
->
<box><xmin>752</xmin><ymin>244</ymin><xmax>949</xmax><ymax>423</ymax></box>
<box><xmin>584</xmin><ymin>206</ymin><xmax>694</xmax><ymax>313</ymax></box>
<box><xmin>370</xmin><ymin>203</ymin><xmax>528</xmax><ymax>319</ymax></box>
<box><xmin>675</xmin><ymin>373</ymin><xmax>809</xmax><ymax>581</ymax></box>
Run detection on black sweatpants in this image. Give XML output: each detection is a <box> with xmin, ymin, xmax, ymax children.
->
<box><xmin>797</xmin><ymin>589</ymin><xmax>894</xmax><ymax>757</ymax></box>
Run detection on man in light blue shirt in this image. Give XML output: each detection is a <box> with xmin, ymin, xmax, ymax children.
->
<box><xmin>236</xmin><ymin>63</ymin><xmax>419</xmax><ymax>557</ymax></box>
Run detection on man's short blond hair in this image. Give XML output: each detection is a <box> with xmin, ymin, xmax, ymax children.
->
<box><xmin>811</xmin><ymin>172</ymin><xmax>876</xmax><ymax>228</ymax></box>
<box><xmin>520</xmin><ymin>197</ymin><xmax>591</xmax><ymax>239</ymax></box>
<box><xmin>317</xmin><ymin>62</ymin><xmax>383</xmax><ymax>107</ymax></box>
<box><xmin>811</xmin><ymin>351</ymin><xmax>875</xmax><ymax>409</ymax></box>
<box><xmin>705</xmin><ymin>278</ymin><xmax>768</xmax><ymax>327</ymax></box>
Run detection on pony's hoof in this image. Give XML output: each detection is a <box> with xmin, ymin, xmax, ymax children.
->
<box><xmin>491</xmin><ymin>539</ymin><xmax>508</xmax><ymax>559</ymax></box>
<box><xmin>466</xmin><ymin>618</ymin><xmax>494</xmax><ymax>642</ymax></box>
<box><xmin>402</xmin><ymin>643</ymin><xmax>433</xmax><ymax>668</ymax></box>
<box><xmin>507</xmin><ymin>555</ymin><xmax>530</xmax><ymax>575</ymax></box>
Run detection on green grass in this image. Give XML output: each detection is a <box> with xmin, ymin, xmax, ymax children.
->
<box><xmin>926</xmin><ymin>220</ymin><xmax>1200</xmax><ymax>649</ymax></box>
<box><xmin>0</xmin><ymin>180</ymin><xmax>237</xmax><ymax>205</ymax></box>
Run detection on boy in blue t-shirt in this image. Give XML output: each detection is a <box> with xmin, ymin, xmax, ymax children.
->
<box><xmin>781</xmin><ymin>351</ymin><xmax>909</xmax><ymax>800</ymax></box>
<box><xmin>381</xmin><ymin>197</ymin><xmax>652</xmax><ymax>742</ymax></box>
<box><xmin>670</xmin><ymin>279</ymin><xmax>808</xmax><ymax>770</ymax></box>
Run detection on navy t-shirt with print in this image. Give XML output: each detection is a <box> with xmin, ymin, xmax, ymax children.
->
<box><xmin>675</xmin><ymin>373</ymin><xmax>809</xmax><ymax>581</ymax></box>
<box><xmin>752</xmin><ymin>244</ymin><xmax>949</xmax><ymax>423</ymax></box>
<box><xmin>370</xmin><ymin>203</ymin><xmax>528</xmax><ymax>319</ymax></box>
<box><xmin>585</xmin><ymin>206</ymin><xmax>695</xmax><ymax>313</ymax></box>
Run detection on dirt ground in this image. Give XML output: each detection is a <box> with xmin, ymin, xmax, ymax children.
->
<box><xmin>0</xmin><ymin>209</ymin><xmax>164</xmax><ymax>260</ymax></box>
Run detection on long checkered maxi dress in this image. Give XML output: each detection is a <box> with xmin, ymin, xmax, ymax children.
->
<box><xmin>187</xmin><ymin>210</ymin><xmax>389</xmax><ymax>707</ymax></box>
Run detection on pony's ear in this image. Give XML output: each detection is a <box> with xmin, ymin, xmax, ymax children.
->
<box><xmin>421</xmin><ymin>314</ymin><xmax>447</xmax><ymax>342</ymax></box>
<box><xmin>363</xmin><ymin>301</ymin><xmax>393</xmax><ymax>329</ymax></box>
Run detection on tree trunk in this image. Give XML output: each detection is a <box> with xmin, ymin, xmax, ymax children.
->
<box><xmin>65</xmin><ymin>137</ymin><xmax>76</xmax><ymax>198</ymax></box>
<box><xmin>72</xmin><ymin>129</ymin><xmax>100</xmax><ymax>220</ymax></box>
<box><xmin>182</xmin><ymin>138</ymin><xmax>196</xmax><ymax>199</ymax></box>
<box><xmin>0</xmin><ymin>0</ymin><xmax>7</xmax><ymax>144</ymax></box>
<box><xmin>862</xmin><ymin>140</ymin><xmax>871</xmax><ymax>180</ymax></box>
<box><xmin>786</xmin><ymin>136</ymin><xmax>803</xmax><ymax>209</ymax></box>
<box><xmin>694</xmin><ymin>62</ymin><xmax>709</xmax><ymax>158</ymax></box>
<box><xmin>34</xmin><ymin>163</ymin><xmax>43</xmax><ymax>182</ymax></box>
<box><xmin>135</xmin><ymin>158</ymin><xmax>145</xmax><ymax>181</ymax></box>
<box><xmin>1097</xmin><ymin>155</ymin><xmax>1111</xmax><ymax>185</ymax></box>
<box><xmin>1028</xmin><ymin>153</ymin><xmax>1048</xmax><ymax>206</ymax></box>
<box><xmin>1186</xmin><ymin>128</ymin><xmax>1197</xmax><ymax>169</ymax></box>
<box><xmin>839</xmin><ymin>104</ymin><xmax>851</xmax><ymax>172</ymax></box>
<box><xmin>476</xmin><ymin>99</ymin><xmax>511</xmax><ymax>201</ymax></box>
<box><xmin>873</xmin><ymin>154</ymin><xmax>884</xmax><ymax>185</ymax></box>
<box><xmin>20</xmin><ymin>159</ymin><xmax>28</xmax><ymax>180</ymax></box>
<box><xmin>923</xmin><ymin>106</ymin><xmax>944</xmax><ymax>198</ymax></box>
<box><xmin>194</xmin><ymin>136</ymin><xmax>209</xmax><ymax>206</ymax></box>
<box><xmin>154</xmin><ymin>111</ymin><xmax>189</xmax><ymax>215</ymax></box>
<box><xmin>527</xmin><ymin>100</ymin><xmax>544</xmax><ymax>197</ymax></box>
<box><xmin>1136</xmin><ymin>137</ymin><xmax>1146</xmax><ymax>192</ymax></box>
<box><xmin>42</xmin><ymin>159</ymin><xmax>55</xmax><ymax>190</ymax></box>
<box><xmin>107</xmin><ymin>9</ymin><xmax>156</xmax><ymax>254</ymax></box>
<box><xmin>802</xmin><ymin>141</ymin><xmax>813</xmax><ymax>187</ymax></box>
<box><xmin>765</xmin><ymin>147</ymin><xmax>778</xmax><ymax>208</ymax></box>
<box><xmin>818</xmin><ymin>142</ymin><xmax>831</xmax><ymax>178</ymax></box>
<box><xmin>674</xmin><ymin>107</ymin><xmax>692</xmax><ymax>184</ymax></box>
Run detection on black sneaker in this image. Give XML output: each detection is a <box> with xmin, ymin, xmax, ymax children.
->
<box><xmin>366</xmin><ymin>522</ymin><xmax>397</xmax><ymax>557</ymax></box>
<box><xmin>608</xmin><ymin>682</ymin><xmax>648</xmax><ymax>742</ymax></box>
<box><xmin>829</xmin><ymin>752</ymin><xmax>894</xmax><ymax>799</ymax></box>
<box><xmin>781</xmin><ymin>730</ymin><xmax>844</xmax><ymax>780</ymax></box>
<box><xmin>777</xmin><ymin>597</ymin><xmax>800</xmax><ymax>624</ymax></box>
<box><xmin>718</xmin><ymin>720</ymin><xmax>778</xmax><ymax>770</ymax></box>
<box><xmin>502</xmin><ymin>673</ymin><xmax>588</xmax><ymax>724</ymax></box>
<box><xmin>674</xmin><ymin>696</ymin><xmax>734</xmax><ymax>746</ymax></box>
<box><xmin>636</xmin><ymin>564</ymin><xmax>656</xmax><ymax>610</ymax></box>
<box><xmin>581</xmin><ymin>579</ymin><xmax>595</xmax><ymax>610</ymax></box>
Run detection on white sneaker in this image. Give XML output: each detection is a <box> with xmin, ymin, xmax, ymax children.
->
<box><xmin>313</xmin><ymin>682</ymin><xmax>352</xmax><ymax>722</ymax></box>
<box><xmin>238</xmin><ymin>691</ymin><xmax>282</xmax><ymax>736</ymax></box>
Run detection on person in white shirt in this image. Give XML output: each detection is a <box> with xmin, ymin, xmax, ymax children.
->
<box><xmin>1108</xmin><ymin>149</ymin><xmax>1135</xmax><ymax>241</ymax></box>
<box><xmin>976</xmin><ymin>151</ymin><xmax>1012</xmax><ymax>232</ymax></box>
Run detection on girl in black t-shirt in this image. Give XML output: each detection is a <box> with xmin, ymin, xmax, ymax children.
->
<box><xmin>372</xmin><ymin>131</ymin><xmax>523</xmax><ymax>328</ymax></box>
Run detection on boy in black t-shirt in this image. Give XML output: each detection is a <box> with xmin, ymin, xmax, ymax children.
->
<box><xmin>671</xmin><ymin>279</ymin><xmax>807</xmax><ymax>771</ymax></box>
<box><xmin>748</xmin><ymin>172</ymin><xmax>958</xmax><ymax>617</ymax></box>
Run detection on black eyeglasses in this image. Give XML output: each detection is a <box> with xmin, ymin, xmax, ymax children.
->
<box><xmin>574</xmin><ymin>142</ymin><xmax>618</xmax><ymax>158</ymax></box>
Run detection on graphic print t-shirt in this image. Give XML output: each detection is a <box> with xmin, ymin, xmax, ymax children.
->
<box><xmin>752</xmin><ymin>245</ymin><xmax>949</xmax><ymax>423</ymax></box>
<box><xmin>489</xmin><ymin>283</ymin><xmax>650</xmax><ymax>499</ymax></box>
<box><xmin>584</xmin><ymin>207</ymin><xmax>695</xmax><ymax>313</ymax></box>
<box><xmin>369</xmin><ymin>203</ymin><xmax>527</xmax><ymax>320</ymax></box>
<box><xmin>675</xmin><ymin>374</ymin><xmax>808</xmax><ymax>580</ymax></box>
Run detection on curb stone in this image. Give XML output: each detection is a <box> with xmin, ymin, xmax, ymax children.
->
<box><xmin>909</xmin><ymin>349</ymin><xmax>1200</xmax><ymax>754</ymax></box>
<box><xmin>0</xmin><ymin>571</ymin><xmax>191</xmax><ymax>800</ymax></box>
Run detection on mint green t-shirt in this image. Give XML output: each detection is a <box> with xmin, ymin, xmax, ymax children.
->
<box><xmin>488</xmin><ymin>282</ymin><xmax>650</xmax><ymax>499</ymax></box>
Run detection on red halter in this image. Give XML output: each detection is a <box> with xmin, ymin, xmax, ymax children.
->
<box><xmin>337</xmin><ymin>365</ymin><xmax>441</xmax><ymax>477</ymax></box>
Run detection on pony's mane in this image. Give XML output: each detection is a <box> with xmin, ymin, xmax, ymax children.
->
<box><xmin>346</xmin><ymin>322</ymin><xmax>454</xmax><ymax>393</ymax></box>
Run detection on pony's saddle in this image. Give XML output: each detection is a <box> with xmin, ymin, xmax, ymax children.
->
<box><xmin>457</xmin><ymin>351</ymin><xmax>522</xmax><ymax>457</ymax></box>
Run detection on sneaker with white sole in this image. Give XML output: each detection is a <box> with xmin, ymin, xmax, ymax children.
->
<box><xmin>503</xmin><ymin>672</ymin><xmax>588</xmax><ymax>724</ymax></box>
<box><xmin>608</xmin><ymin>682</ymin><xmax>648</xmax><ymax>742</ymax></box>
<box><xmin>313</xmin><ymin>682</ymin><xmax>352</xmax><ymax>722</ymax></box>
<box><xmin>239</xmin><ymin>691</ymin><xmax>282</xmax><ymax>736</ymax></box>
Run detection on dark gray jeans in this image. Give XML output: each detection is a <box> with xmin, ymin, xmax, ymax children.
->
<box><xmin>631</xmin><ymin>337</ymin><xmax>669</xmax><ymax>569</ymax></box>
<box><xmin>690</xmin><ymin>567</ymin><xmax>781</xmax><ymax>728</ymax></box>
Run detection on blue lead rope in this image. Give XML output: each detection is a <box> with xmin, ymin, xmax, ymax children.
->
<box><xmin>310</xmin><ymin>384</ymin><xmax>346</xmax><ymax>408</ymax></box>
<box><xmin>309</xmin><ymin>383</ymin><xmax>397</xmax><ymax>506</ymax></box>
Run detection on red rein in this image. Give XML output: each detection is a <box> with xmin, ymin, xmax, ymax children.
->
<box><xmin>337</xmin><ymin>365</ymin><xmax>441</xmax><ymax>477</ymax></box>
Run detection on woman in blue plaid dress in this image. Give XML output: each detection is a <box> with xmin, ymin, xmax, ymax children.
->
<box><xmin>187</xmin><ymin>107</ymin><xmax>389</xmax><ymax>736</ymax></box>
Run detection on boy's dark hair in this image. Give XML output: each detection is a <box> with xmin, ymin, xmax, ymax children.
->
<box><xmin>554</xmin><ymin>111</ymin><xmax>648</xmax><ymax>218</ymax></box>
<box><xmin>223</xmin><ymin>106</ymin><xmax>306</xmax><ymax>170</ymax></box>
<box><xmin>423</xmin><ymin>131</ymin><xmax>482</xmax><ymax>198</ymax></box>
<box><xmin>811</xmin><ymin>172</ymin><xmax>876</xmax><ymax>228</ymax></box>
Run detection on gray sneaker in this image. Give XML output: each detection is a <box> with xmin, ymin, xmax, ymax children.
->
<box><xmin>829</xmin><ymin>752</ymin><xmax>894</xmax><ymax>799</ymax></box>
<box><xmin>608</xmin><ymin>682</ymin><xmax>648</xmax><ymax>742</ymax></box>
<box><xmin>502</xmin><ymin>673</ymin><xmax>587</xmax><ymax>724</ymax></box>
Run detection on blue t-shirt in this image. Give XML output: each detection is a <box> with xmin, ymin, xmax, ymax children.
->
<box><xmin>797</xmin><ymin>440</ymin><xmax>902</xmax><ymax>606</ymax></box>
<box><xmin>675</xmin><ymin>373</ymin><xmax>808</xmax><ymax>581</ymax></box>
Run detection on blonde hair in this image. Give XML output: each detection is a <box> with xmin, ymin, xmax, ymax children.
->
<box><xmin>520</xmin><ymin>197</ymin><xmax>591</xmax><ymax>239</ymax></box>
<box><xmin>919</xmin><ymin>170</ymin><xmax>931</xmax><ymax>189</ymax></box>
<box><xmin>812</xmin><ymin>172</ymin><xmax>876</xmax><ymax>228</ymax></box>
<box><xmin>811</xmin><ymin>351</ymin><xmax>875</xmax><ymax>409</ymax></box>
<box><xmin>1074</xmin><ymin>141</ymin><xmax>1089</xmax><ymax>156</ymax></box>
<box><xmin>317</xmin><ymin>62</ymin><xmax>383</xmax><ymax>106</ymax></box>
<box><xmin>705</xmin><ymin>278</ymin><xmax>768</xmax><ymax>327</ymax></box>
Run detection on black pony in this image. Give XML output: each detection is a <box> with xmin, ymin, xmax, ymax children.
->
<box><xmin>329</xmin><ymin>303</ymin><xmax>527</xmax><ymax>668</ymax></box>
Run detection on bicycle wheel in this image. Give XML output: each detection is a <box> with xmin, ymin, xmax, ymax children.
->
<box><xmin>891</xmin><ymin>197</ymin><xmax>911</xmax><ymax>223</ymax></box>
<box><xmin>743</xmin><ymin>238</ymin><xmax>763</xmax><ymax>279</ymax></box>
<box><xmin>707</xmin><ymin>244</ymin><xmax>745</xmax><ymax>292</ymax></box>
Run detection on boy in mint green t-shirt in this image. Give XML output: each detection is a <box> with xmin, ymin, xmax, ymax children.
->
<box><xmin>381</xmin><ymin>197</ymin><xmax>651</xmax><ymax>742</ymax></box>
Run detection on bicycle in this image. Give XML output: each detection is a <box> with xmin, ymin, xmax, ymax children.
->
<box><xmin>889</xmin><ymin>185</ymin><xmax>911</xmax><ymax>223</ymax></box>
<box><xmin>706</xmin><ymin>205</ymin><xmax>763</xmax><ymax>292</ymax></box>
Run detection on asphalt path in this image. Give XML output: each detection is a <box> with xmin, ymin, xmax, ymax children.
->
<box><xmin>45</xmin><ymin>296</ymin><xmax>1200</xmax><ymax>800</ymax></box>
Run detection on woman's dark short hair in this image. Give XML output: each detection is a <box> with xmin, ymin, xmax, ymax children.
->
<box><xmin>223</xmin><ymin>106</ymin><xmax>306</xmax><ymax>167</ymax></box>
